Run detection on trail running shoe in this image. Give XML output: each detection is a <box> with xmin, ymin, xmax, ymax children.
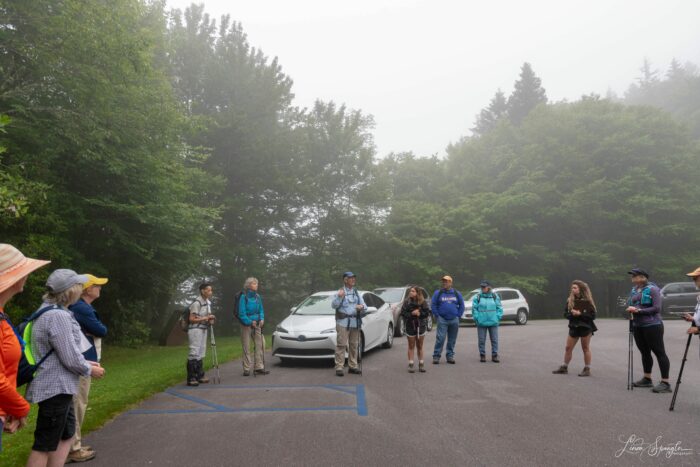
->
<box><xmin>447</xmin><ymin>358</ymin><xmax>456</xmax><ymax>364</ymax></box>
<box><xmin>652</xmin><ymin>381</ymin><xmax>672</xmax><ymax>393</ymax></box>
<box><xmin>633</xmin><ymin>377</ymin><xmax>653</xmax><ymax>388</ymax></box>
<box><xmin>552</xmin><ymin>365</ymin><xmax>568</xmax><ymax>374</ymax></box>
<box><xmin>480</xmin><ymin>355</ymin><xmax>486</xmax><ymax>363</ymax></box>
<box><xmin>433</xmin><ymin>357</ymin><xmax>440</xmax><ymax>364</ymax></box>
<box><xmin>408</xmin><ymin>363</ymin><xmax>415</xmax><ymax>373</ymax></box>
<box><xmin>349</xmin><ymin>367</ymin><xmax>362</xmax><ymax>375</ymax></box>
<box><xmin>492</xmin><ymin>354</ymin><xmax>500</xmax><ymax>363</ymax></box>
<box><xmin>335</xmin><ymin>369</ymin><xmax>344</xmax><ymax>377</ymax></box>
<box><xmin>578</xmin><ymin>367</ymin><xmax>591</xmax><ymax>377</ymax></box>
<box><xmin>419</xmin><ymin>362</ymin><xmax>426</xmax><ymax>373</ymax></box>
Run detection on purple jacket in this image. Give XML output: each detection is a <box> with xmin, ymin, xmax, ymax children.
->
<box><xmin>628</xmin><ymin>284</ymin><xmax>663</xmax><ymax>327</ymax></box>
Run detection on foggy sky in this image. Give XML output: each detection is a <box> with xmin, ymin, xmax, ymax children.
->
<box><xmin>166</xmin><ymin>0</ymin><xmax>700</xmax><ymax>157</ymax></box>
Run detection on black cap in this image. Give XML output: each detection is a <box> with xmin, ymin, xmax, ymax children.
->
<box><xmin>480</xmin><ymin>280</ymin><xmax>492</xmax><ymax>288</ymax></box>
<box><xmin>628</xmin><ymin>268</ymin><xmax>649</xmax><ymax>278</ymax></box>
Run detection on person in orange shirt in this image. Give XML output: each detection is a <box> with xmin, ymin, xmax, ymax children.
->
<box><xmin>0</xmin><ymin>244</ymin><xmax>50</xmax><ymax>451</ymax></box>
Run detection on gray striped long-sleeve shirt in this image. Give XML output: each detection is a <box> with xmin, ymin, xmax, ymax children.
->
<box><xmin>25</xmin><ymin>303</ymin><xmax>92</xmax><ymax>403</ymax></box>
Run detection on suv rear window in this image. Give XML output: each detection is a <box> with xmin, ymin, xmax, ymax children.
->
<box><xmin>498</xmin><ymin>290</ymin><xmax>519</xmax><ymax>300</ymax></box>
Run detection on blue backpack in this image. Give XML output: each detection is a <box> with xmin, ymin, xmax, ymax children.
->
<box><xmin>7</xmin><ymin>305</ymin><xmax>59</xmax><ymax>387</ymax></box>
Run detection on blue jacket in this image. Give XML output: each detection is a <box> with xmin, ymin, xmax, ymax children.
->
<box><xmin>332</xmin><ymin>287</ymin><xmax>366</xmax><ymax>329</ymax></box>
<box><xmin>68</xmin><ymin>298</ymin><xmax>108</xmax><ymax>362</ymax></box>
<box><xmin>472</xmin><ymin>292</ymin><xmax>503</xmax><ymax>327</ymax></box>
<box><xmin>431</xmin><ymin>288</ymin><xmax>465</xmax><ymax>320</ymax></box>
<box><xmin>238</xmin><ymin>291</ymin><xmax>264</xmax><ymax>326</ymax></box>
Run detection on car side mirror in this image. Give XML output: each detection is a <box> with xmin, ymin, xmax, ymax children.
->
<box><xmin>366</xmin><ymin>306</ymin><xmax>378</xmax><ymax>314</ymax></box>
<box><xmin>290</xmin><ymin>307</ymin><xmax>297</xmax><ymax>314</ymax></box>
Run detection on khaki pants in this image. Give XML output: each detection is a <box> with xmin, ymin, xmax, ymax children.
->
<box><xmin>71</xmin><ymin>375</ymin><xmax>91</xmax><ymax>452</ymax></box>
<box><xmin>335</xmin><ymin>324</ymin><xmax>360</xmax><ymax>370</ymax></box>
<box><xmin>241</xmin><ymin>325</ymin><xmax>264</xmax><ymax>371</ymax></box>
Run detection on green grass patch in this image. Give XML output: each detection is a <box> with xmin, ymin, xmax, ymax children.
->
<box><xmin>2</xmin><ymin>335</ymin><xmax>268</xmax><ymax>465</ymax></box>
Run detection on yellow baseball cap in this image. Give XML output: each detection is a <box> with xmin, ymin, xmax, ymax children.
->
<box><xmin>441</xmin><ymin>275</ymin><xmax>453</xmax><ymax>282</ymax></box>
<box><xmin>83</xmin><ymin>274</ymin><xmax>108</xmax><ymax>289</ymax></box>
<box><xmin>686</xmin><ymin>267</ymin><xmax>700</xmax><ymax>278</ymax></box>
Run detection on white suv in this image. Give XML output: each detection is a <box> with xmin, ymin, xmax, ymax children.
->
<box><xmin>461</xmin><ymin>287</ymin><xmax>530</xmax><ymax>325</ymax></box>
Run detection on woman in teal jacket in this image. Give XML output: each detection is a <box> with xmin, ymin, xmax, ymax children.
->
<box><xmin>472</xmin><ymin>280</ymin><xmax>503</xmax><ymax>362</ymax></box>
<box><xmin>239</xmin><ymin>277</ymin><xmax>269</xmax><ymax>376</ymax></box>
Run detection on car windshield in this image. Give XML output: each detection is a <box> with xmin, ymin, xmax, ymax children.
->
<box><xmin>374</xmin><ymin>288</ymin><xmax>404</xmax><ymax>303</ymax></box>
<box><xmin>293</xmin><ymin>294</ymin><xmax>336</xmax><ymax>315</ymax></box>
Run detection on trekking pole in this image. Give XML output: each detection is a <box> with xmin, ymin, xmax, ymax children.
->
<box><xmin>669</xmin><ymin>325</ymin><xmax>695</xmax><ymax>411</ymax></box>
<box><xmin>260</xmin><ymin>323</ymin><xmax>266</xmax><ymax>374</ymax></box>
<box><xmin>252</xmin><ymin>325</ymin><xmax>257</xmax><ymax>378</ymax></box>
<box><xmin>209</xmin><ymin>323</ymin><xmax>221</xmax><ymax>384</ymax></box>
<box><xmin>357</xmin><ymin>312</ymin><xmax>363</xmax><ymax>376</ymax></box>
<box><xmin>627</xmin><ymin>318</ymin><xmax>634</xmax><ymax>391</ymax></box>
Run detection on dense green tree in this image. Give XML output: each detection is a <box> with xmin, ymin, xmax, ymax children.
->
<box><xmin>472</xmin><ymin>89</ymin><xmax>508</xmax><ymax>136</ymax></box>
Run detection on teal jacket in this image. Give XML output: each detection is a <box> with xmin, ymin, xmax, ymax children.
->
<box><xmin>472</xmin><ymin>292</ymin><xmax>503</xmax><ymax>327</ymax></box>
<box><xmin>238</xmin><ymin>291</ymin><xmax>264</xmax><ymax>326</ymax></box>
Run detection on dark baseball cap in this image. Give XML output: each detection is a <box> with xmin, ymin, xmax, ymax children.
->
<box><xmin>342</xmin><ymin>271</ymin><xmax>356</xmax><ymax>279</ymax></box>
<box><xmin>628</xmin><ymin>268</ymin><xmax>649</xmax><ymax>278</ymax></box>
<box><xmin>480</xmin><ymin>280</ymin><xmax>492</xmax><ymax>288</ymax></box>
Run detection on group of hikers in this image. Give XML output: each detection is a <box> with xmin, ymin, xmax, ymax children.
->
<box><xmin>2</xmin><ymin>239</ymin><xmax>700</xmax><ymax>465</ymax></box>
<box><xmin>0</xmin><ymin>244</ymin><xmax>108</xmax><ymax>465</ymax></box>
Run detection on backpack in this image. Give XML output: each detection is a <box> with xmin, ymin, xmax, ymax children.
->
<box><xmin>14</xmin><ymin>305</ymin><xmax>60</xmax><ymax>387</ymax></box>
<box><xmin>178</xmin><ymin>300</ymin><xmax>197</xmax><ymax>332</ymax></box>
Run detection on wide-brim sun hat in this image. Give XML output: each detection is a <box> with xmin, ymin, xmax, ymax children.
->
<box><xmin>0</xmin><ymin>244</ymin><xmax>51</xmax><ymax>294</ymax></box>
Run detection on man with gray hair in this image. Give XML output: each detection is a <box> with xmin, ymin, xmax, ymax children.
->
<box><xmin>239</xmin><ymin>277</ymin><xmax>268</xmax><ymax>375</ymax></box>
<box><xmin>187</xmin><ymin>282</ymin><xmax>215</xmax><ymax>386</ymax></box>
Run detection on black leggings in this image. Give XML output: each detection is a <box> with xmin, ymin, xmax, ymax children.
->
<box><xmin>633</xmin><ymin>324</ymin><xmax>670</xmax><ymax>379</ymax></box>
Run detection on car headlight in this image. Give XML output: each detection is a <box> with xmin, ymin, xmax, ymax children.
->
<box><xmin>276</xmin><ymin>325</ymin><xmax>289</xmax><ymax>333</ymax></box>
<box><xmin>320</xmin><ymin>328</ymin><xmax>336</xmax><ymax>334</ymax></box>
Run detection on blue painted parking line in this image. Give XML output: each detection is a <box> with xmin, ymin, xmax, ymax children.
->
<box><xmin>126</xmin><ymin>384</ymin><xmax>368</xmax><ymax>416</ymax></box>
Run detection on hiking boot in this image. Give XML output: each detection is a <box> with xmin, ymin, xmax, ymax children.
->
<box><xmin>652</xmin><ymin>381</ymin><xmax>672</xmax><ymax>393</ymax></box>
<box><xmin>480</xmin><ymin>355</ymin><xmax>486</xmax><ymax>363</ymax></box>
<box><xmin>578</xmin><ymin>367</ymin><xmax>591</xmax><ymax>377</ymax></box>
<box><xmin>195</xmin><ymin>359</ymin><xmax>208</xmax><ymax>383</ymax></box>
<box><xmin>492</xmin><ymin>354</ymin><xmax>500</xmax><ymax>363</ymax></box>
<box><xmin>66</xmin><ymin>448</ymin><xmax>96</xmax><ymax>463</ymax></box>
<box><xmin>254</xmin><ymin>368</ymin><xmax>270</xmax><ymax>375</ymax></box>
<box><xmin>198</xmin><ymin>376</ymin><xmax>209</xmax><ymax>384</ymax></box>
<box><xmin>419</xmin><ymin>362</ymin><xmax>426</xmax><ymax>373</ymax></box>
<box><xmin>349</xmin><ymin>367</ymin><xmax>362</xmax><ymax>375</ymax></box>
<box><xmin>447</xmin><ymin>358</ymin><xmax>456</xmax><ymax>364</ymax></box>
<box><xmin>432</xmin><ymin>357</ymin><xmax>440</xmax><ymax>364</ymax></box>
<box><xmin>408</xmin><ymin>363</ymin><xmax>415</xmax><ymax>373</ymax></box>
<box><xmin>187</xmin><ymin>379</ymin><xmax>199</xmax><ymax>386</ymax></box>
<box><xmin>335</xmin><ymin>369</ymin><xmax>344</xmax><ymax>377</ymax></box>
<box><xmin>632</xmin><ymin>377</ymin><xmax>653</xmax><ymax>388</ymax></box>
<box><xmin>552</xmin><ymin>365</ymin><xmax>568</xmax><ymax>374</ymax></box>
<box><xmin>243</xmin><ymin>370</ymin><xmax>250</xmax><ymax>376</ymax></box>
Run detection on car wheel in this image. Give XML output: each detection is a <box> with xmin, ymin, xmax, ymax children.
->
<box><xmin>515</xmin><ymin>309</ymin><xmax>528</xmax><ymax>325</ymax></box>
<box><xmin>382</xmin><ymin>324</ymin><xmax>394</xmax><ymax>348</ymax></box>
<box><xmin>395</xmin><ymin>318</ymin><xmax>405</xmax><ymax>337</ymax></box>
<box><xmin>426</xmin><ymin>314</ymin><xmax>433</xmax><ymax>332</ymax></box>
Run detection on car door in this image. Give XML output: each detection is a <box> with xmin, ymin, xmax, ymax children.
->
<box><xmin>677</xmin><ymin>283</ymin><xmax>700</xmax><ymax>314</ymax></box>
<box><xmin>662</xmin><ymin>284</ymin><xmax>683</xmax><ymax>315</ymax></box>
<box><xmin>362</xmin><ymin>293</ymin><xmax>380</xmax><ymax>349</ymax></box>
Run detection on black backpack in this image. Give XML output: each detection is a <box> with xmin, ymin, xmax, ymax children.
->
<box><xmin>178</xmin><ymin>300</ymin><xmax>197</xmax><ymax>332</ymax></box>
<box><xmin>13</xmin><ymin>305</ymin><xmax>60</xmax><ymax>387</ymax></box>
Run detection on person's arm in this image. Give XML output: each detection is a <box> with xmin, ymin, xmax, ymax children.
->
<box><xmin>357</xmin><ymin>292</ymin><xmax>367</xmax><ymax>311</ymax></box>
<box><xmin>472</xmin><ymin>295</ymin><xmax>480</xmax><ymax>324</ymax></box>
<box><xmin>419</xmin><ymin>302</ymin><xmax>430</xmax><ymax>319</ymax></box>
<box><xmin>495</xmin><ymin>295</ymin><xmax>503</xmax><ymax>322</ymax></box>
<box><xmin>636</xmin><ymin>287</ymin><xmax>662</xmax><ymax>315</ymax></box>
<box><xmin>238</xmin><ymin>295</ymin><xmax>252</xmax><ymax>326</ymax></box>
<box><xmin>457</xmin><ymin>292</ymin><xmax>465</xmax><ymax>315</ymax></box>
<box><xmin>400</xmin><ymin>301</ymin><xmax>411</xmax><ymax>320</ymax></box>
<box><xmin>564</xmin><ymin>303</ymin><xmax>573</xmax><ymax>319</ymax></box>
<box><xmin>48</xmin><ymin>314</ymin><xmax>92</xmax><ymax>377</ymax></box>
<box><xmin>73</xmin><ymin>304</ymin><xmax>107</xmax><ymax>337</ymax></box>
<box><xmin>331</xmin><ymin>293</ymin><xmax>343</xmax><ymax>310</ymax></box>
<box><xmin>0</xmin><ymin>328</ymin><xmax>30</xmax><ymax>418</ymax></box>
<box><xmin>431</xmin><ymin>291</ymin><xmax>440</xmax><ymax>317</ymax></box>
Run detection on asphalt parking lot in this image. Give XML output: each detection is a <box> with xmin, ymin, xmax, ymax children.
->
<box><xmin>85</xmin><ymin>319</ymin><xmax>700</xmax><ymax>466</ymax></box>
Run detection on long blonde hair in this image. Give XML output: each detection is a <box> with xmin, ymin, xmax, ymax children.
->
<box><xmin>405</xmin><ymin>286</ymin><xmax>425</xmax><ymax>306</ymax></box>
<box><xmin>567</xmin><ymin>280</ymin><xmax>596</xmax><ymax>311</ymax></box>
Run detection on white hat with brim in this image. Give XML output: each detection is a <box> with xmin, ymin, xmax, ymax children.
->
<box><xmin>0</xmin><ymin>244</ymin><xmax>51</xmax><ymax>294</ymax></box>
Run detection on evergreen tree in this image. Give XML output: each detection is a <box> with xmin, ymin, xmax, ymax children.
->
<box><xmin>472</xmin><ymin>89</ymin><xmax>508</xmax><ymax>136</ymax></box>
<box><xmin>507</xmin><ymin>62</ymin><xmax>548</xmax><ymax>124</ymax></box>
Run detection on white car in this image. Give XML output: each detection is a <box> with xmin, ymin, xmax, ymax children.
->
<box><xmin>461</xmin><ymin>287</ymin><xmax>530</xmax><ymax>325</ymax></box>
<box><xmin>272</xmin><ymin>290</ymin><xmax>395</xmax><ymax>361</ymax></box>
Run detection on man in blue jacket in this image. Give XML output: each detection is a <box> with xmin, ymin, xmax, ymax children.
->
<box><xmin>67</xmin><ymin>273</ymin><xmax>108</xmax><ymax>463</ymax></box>
<box><xmin>332</xmin><ymin>272</ymin><xmax>367</xmax><ymax>377</ymax></box>
<box><xmin>431</xmin><ymin>275</ymin><xmax>464</xmax><ymax>364</ymax></box>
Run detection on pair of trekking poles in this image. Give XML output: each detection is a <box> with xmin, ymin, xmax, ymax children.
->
<box><xmin>627</xmin><ymin>315</ymin><xmax>695</xmax><ymax>410</ymax></box>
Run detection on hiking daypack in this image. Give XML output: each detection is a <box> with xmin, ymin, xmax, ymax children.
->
<box><xmin>178</xmin><ymin>300</ymin><xmax>197</xmax><ymax>332</ymax></box>
<box><xmin>15</xmin><ymin>305</ymin><xmax>60</xmax><ymax>387</ymax></box>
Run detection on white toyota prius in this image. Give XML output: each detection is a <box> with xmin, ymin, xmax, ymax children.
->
<box><xmin>271</xmin><ymin>290</ymin><xmax>395</xmax><ymax>361</ymax></box>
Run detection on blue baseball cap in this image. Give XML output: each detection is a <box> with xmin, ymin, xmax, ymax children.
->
<box><xmin>628</xmin><ymin>268</ymin><xmax>649</xmax><ymax>278</ymax></box>
<box><xmin>342</xmin><ymin>271</ymin><xmax>356</xmax><ymax>279</ymax></box>
<box><xmin>480</xmin><ymin>280</ymin><xmax>492</xmax><ymax>288</ymax></box>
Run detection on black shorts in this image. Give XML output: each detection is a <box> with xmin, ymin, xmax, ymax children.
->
<box><xmin>33</xmin><ymin>394</ymin><xmax>76</xmax><ymax>452</ymax></box>
<box><xmin>569</xmin><ymin>326</ymin><xmax>593</xmax><ymax>338</ymax></box>
<box><xmin>404</xmin><ymin>319</ymin><xmax>427</xmax><ymax>337</ymax></box>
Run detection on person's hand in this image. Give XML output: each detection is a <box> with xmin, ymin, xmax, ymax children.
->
<box><xmin>626</xmin><ymin>306</ymin><xmax>638</xmax><ymax>314</ymax></box>
<box><xmin>259</xmin><ymin>320</ymin><xmax>264</xmax><ymax>328</ymax></box>
<box><xmin>4</xmin><ymin>417</ymin><xmax>20</xmax><ymax>434</ymax></box>
<box><xmin>355</xmin><ymin>304</ymin><xmax>363</xmax><ymax>312</ymax></box>
<box><xmin>209</xmin><ymin>315</ymin><xmax>216</xmax><ymax>323</ymax></box>
<box><xmin>337</xmin><ymin>288</ymin><xmax>345</xmax><ymax>298</ymax></box>
<box><xmin>412</xmin><ymin>309</ymin><xmax>420</xmax><ymax>317</ymax></box>
<box><xmin>572</xmin><ymin>309</ymin><xmax>581</xmax><ymax>316</ymax></box>
<box><xmin>89</xmin><ymin>362</ymin><xmax>106</xmax><ymax>379</ymax></box>
<box><xmin>18</xmin><ymin>416</ymin><xmax>27</xmax><ymax>430</ymax></box>
<box><xmin>682</xmin><ymin>313</ymin><xmax>694</xmax><ymax>322</ymax></box>
<box><xmin>251</xmin><ymin>320</ymin><xmax>258</xmax><ymax>329</ymax></box>
<box><xmin>688</xmin><ymin>327</ymin><xmax>699</xmax><ymax>335</ymax></box>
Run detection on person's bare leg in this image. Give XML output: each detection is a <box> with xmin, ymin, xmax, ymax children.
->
<box><xmin>564</xmin><ymin>336</ymin><xmax>578</xmax><ymax>365</ymax></box>
<box><xmin>580</xmin><ymin>335</ymin><xmax>592</xmax><ymax>366</ymax></box>
<box><xmin>26</xmin><ymin>450</ymin><xmax>49</xmax><ymax>467</ymax></box>
<box><xmin>417</xmin><ymin>335</ymin><xmax>425</xmax><ymax>361</ymax></box>
<box><xmin>407</xmin><ymin>336</ymin><xmax>416</xmax><ymax>362</ymax></box>
<box><xmin>48</xmin><ymin>438</ymin><xmax>73</xmax><ymax>467</ymax></box>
